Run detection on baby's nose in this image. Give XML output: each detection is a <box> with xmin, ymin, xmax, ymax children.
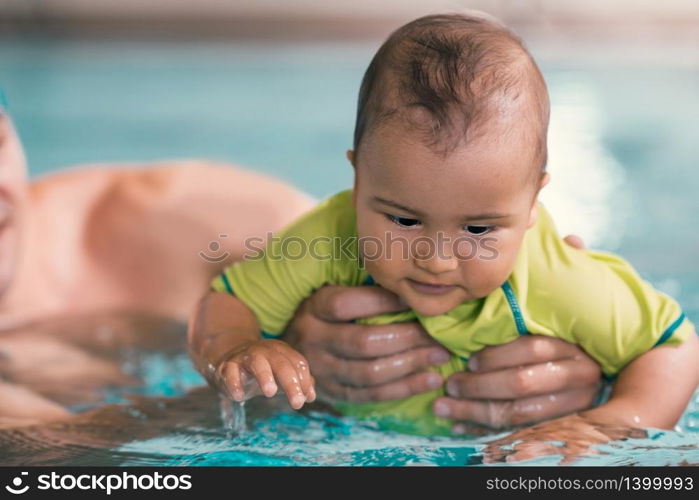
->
<box><xmin>413</xmin><ymin>242</ymin><xmax>459</xmax><ymax>274</ymax></box>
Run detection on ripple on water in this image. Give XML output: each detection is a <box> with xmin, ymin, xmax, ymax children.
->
<box><xmin>1</xmin><ymin>328</ymin><xmax>698</xmax><ymax>467</ymax></box>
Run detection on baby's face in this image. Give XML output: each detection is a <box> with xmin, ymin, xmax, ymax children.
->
<box><xmin>352</xmin><ymin>123</ymin><xmax>545</xmax><ymax>316</ymax></box>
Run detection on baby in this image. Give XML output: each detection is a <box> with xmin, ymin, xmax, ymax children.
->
<box><xmin>189</xmin><ymin>12</ymin><xmax>699</xmax><ymax>435</ymax></box>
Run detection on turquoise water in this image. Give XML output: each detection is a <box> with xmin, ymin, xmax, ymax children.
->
<box><xmin>113</xmin><ymin>353</ymin><xmax>699</xmax><ymax>466</ymax></box>
<box><xmin>2</xmin><ymin>344</ymin><xmax>696</xmax><ymax>467</ymax></box>
<box><xmin>0</xmin><ymin>39</ymin><xmax>697</xmax><ymax>465</ymax></box>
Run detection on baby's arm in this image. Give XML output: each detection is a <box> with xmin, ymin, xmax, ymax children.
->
<box><xmin>580</xmin><ymin>332</ymin><xmax>699</xmax><ymax>429</ymax></box>
<box><xmin>188</xmin><ymin>290</ymin><xmax>315</xmax><ymax>409</ymax></box>
<box><xmin>524</xmin><ymin>210</ymin><xmax>698</xmax><ymax>429</ymax></box>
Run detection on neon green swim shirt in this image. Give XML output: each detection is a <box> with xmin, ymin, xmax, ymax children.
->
<box><xmin>211</xmin><ymin>189</ymin><xmax>694</xmax><ymax>435</ymax></box>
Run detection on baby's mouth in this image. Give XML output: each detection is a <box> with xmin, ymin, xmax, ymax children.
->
<box><xmin>406</xmin><ymin>278</ymin><xmax>458</xmax><ymax>295</ymax></box>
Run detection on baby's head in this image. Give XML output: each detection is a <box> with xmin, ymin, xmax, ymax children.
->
<box><xmin>348</xmin><ymin>12</ymin><xmax>551</xmax><ymax>316</ymax></box>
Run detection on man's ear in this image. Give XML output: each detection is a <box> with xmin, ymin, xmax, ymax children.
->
<box><xmin>346</xmin><ymin>149</ymin><xmax>356</xmax><ymax>169</ymax></box>
<box><xmin>527</xmin><ymin>172</ymin><xmax>550</xmax><ymax>228</ymax></box>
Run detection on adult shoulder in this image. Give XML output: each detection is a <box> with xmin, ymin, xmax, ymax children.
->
<box><xmin>85</xmin><ymin>161</ymin><xmax>316</xmax><ymax>313</ymax></box>
<box><xmin>63</xmin><ymin>159</ymin><xmax>316</xmax><ymax>257</ymax></box>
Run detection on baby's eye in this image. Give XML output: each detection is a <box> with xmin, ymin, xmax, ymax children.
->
<box><xmin>387</xmin><ymin>214</ymin><xmax>421</xmax><ymax>228</ymax></box>
<box><xmin>464</xmin><ymin>225</ymin><xmax>493</xmax><ymax>235</ymax></box>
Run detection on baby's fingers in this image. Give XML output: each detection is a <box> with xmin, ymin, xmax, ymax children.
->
<box><xmin>274</xmin><ymin>346</ymin><xmax>316</xmax><ymax>402</ymax></box>
<box><xmin>306</xmin><ymin>374</ymin><xmax>317</xmax><ymax>403</ymax></box>
<box><xmin>269</xmin><ymin>355</ymin><xmax>307</xmax><ymax>409</ymax></box>
<box><xmin>246</xmin><ymin>354</ymin><xmax>278</xmax><ymax>398</ymax></box>
<box><xmin>221</xmin><ymin>361</ymin><xmax>245</xmax><ymax>402</ymax></box>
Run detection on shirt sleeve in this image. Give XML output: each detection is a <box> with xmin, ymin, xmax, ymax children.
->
<box><xmin>210</xmin><ymin>190</ymin><xmax>357</xmax><ymax>337</ymax></box>
<box><xmin>522</xmin><ymin>207</ymin><xmax>695</xmax><ymax>377</ymax></box>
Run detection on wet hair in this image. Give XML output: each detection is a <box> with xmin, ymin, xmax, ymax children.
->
<box><xmin>352</xmin><ymin>12</ymin><xmax>550</xmax><ymax>175</ymax></box>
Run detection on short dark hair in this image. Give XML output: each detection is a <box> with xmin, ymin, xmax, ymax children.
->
<box><xmin>352</xmin><ymin>12</ymin><xmax>550</xmax><ymax>173</ymax></box>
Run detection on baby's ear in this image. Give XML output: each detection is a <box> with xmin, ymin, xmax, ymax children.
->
<box><xmin>346</xmin><ymin>149</ymin><xmax>356</xmax><ymax>168</ymax></box>
<box><xmin>527</xmin><ymin>172</ymin><xmax>550</xmax><ymax>228</ymax></box>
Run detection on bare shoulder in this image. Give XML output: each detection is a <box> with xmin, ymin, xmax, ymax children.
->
<box><xmin>73</xmin><ymin>159</ymin><xmax>315</xmax><ymax>218</ymax></box>
<box><xmin>65</xmin><ymin>160</ymin><xmax>315</xmax><ymax>289</ymax></box>
<box><xmin>155</xmin><ymin>159</ymin><xmax>317</xmax><ymax>215</ymax></box>
<box><xmin>25</xmin><ymin>161</ymin><xmax>317</xmax><ymax>317</ymax></box>
<box><xmin>34</xmin><ymin>157</ymin><xmax>313</xmax><ymax>200</ymax></box>
<box><xmin>32</xmin><ymin>159</ymin><xmax>315</xmax><ymax>231</ymax></box>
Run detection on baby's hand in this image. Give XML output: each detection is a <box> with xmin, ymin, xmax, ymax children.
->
<box><xmin>218</xmin><ymin>339</ymin><xmax>316</xmax><ymax>409</ymax></box>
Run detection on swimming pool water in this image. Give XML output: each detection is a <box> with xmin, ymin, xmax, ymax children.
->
<box><xmin>114</xmin><ymin>353</ymin><xmax>699</xmax><ymax>467</ymax></box>
<box><xmin>1</xmin><ymin>344</ymin><xmax>697</xmax><ymax>467</ymax></box>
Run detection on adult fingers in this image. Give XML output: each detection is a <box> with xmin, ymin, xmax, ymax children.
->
<box><xmin>332</xmin><ymin>347</ymin><xmax>451</xmax><ymax>386</ymax></box>
<box><xmin>308</xmin><ymin>285</ymin><xmax>408</xmax><ymax>322</ymax></box>
<box><xmin>325</xmin><ymin>321</ymin><xmax>441</xmax><ymax>359</ymax></box>
<box><xmin>469</xmin><ymin>336</ymin><xmax>599</xmax><ymax>373</ymax></box>
<box><xmin>285</xmin><ymin>290</ymin><xmax>441</xmax><ymax>361</ymax></box>
<box><xmin>321</xmin><ymin>371</ymin><xmax>444</xmax><ymax>403</ymax></box>
<box><xmin>484</xmin><ymin>441</ymin><xmax>565</xmax><ymax>464</ymax></box>
<box><xmin>436</xmin><ymin>387</ymin><xmax>599</xmax><ymax>430</ymax></box>
<box><xmin>563</xmin><ymin>234</ymin><xmax>586</xmax><ymax>250</ymax></box>
<box><xmin>446</xmin><ymin>358</ymin><xmax>601</xmax><ymax>399</ymax></box>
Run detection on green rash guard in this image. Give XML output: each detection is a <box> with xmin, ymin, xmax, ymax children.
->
<box><xmin>211</xmin><ymin>189</ymin><xmax>695</xmax><ymax>435</ymax></box>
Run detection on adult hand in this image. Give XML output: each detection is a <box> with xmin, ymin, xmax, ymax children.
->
<box><xmin>284</xmin><ymin>285</ymin><xmax>451</xmax><ymax>403</ymax></box>
<box><xmin>481</xmin><ymin>413</ymin><xmax>645</xmax><ymax>464</ymax></box>
<box><xmin>433</xmin><ymin>234</ymin><xmax>603</xmax><ymax>432</ymax></box>
<box><xmin>433</xmin><ymin>336</ymin><xmax>603</xmax><ymax>432</ymax></box>
<box><xmin>285</xmin><ymin>234</ymin><xmax>604</xmax><ymax>431</ymax></box>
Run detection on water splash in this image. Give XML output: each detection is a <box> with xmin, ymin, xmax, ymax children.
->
<box><xmin>219</xmin><ymin>396</ymin><xmax>247</xmax><ymax>438</ymax></box>
<box><xmin>1</xmin><ymin>314</ymin><xmax>697</xmax><ymax>467</ymax></box>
